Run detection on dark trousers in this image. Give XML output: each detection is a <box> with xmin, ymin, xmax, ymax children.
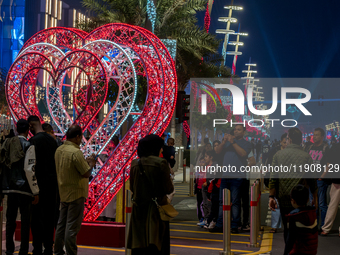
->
<box><xmin>280</xmin><ymin>206</ymin><xmax>294</xmax><ymax>242</ymax></box>
<box><xmin>241</xmin><ymin>179</ymin><xmax>250</xmax><ymax>226</ymax></box>
<box><xmin>207</xmin><ymin>192</ymin><xmax>219</xmax><ymax>224</ymax></box>
<box><xmin>6</xmin><ymin>193</ymin><xmax>31</xmax><ymax>255</ymax></box>
<box><xmin>216</xmin><ymin>178</ymin><xmax>243</xmax><ymax>229</ymax></box>
<box><xmin>54</xmin><ymin>197</ymin><xmax>85</xmax><ymax>255</ymax></box>
<box><xmin>31</xmin><ymin>185</ymin><xmax>57</xmax><ymax>255</ymax></box>
<box><xmin>196</xmin><ymin>189</ymin><xmax>204</xmax><ymax>220</ymax></box>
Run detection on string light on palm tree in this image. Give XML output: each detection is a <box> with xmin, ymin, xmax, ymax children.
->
<box><xmin>204</xmin><ymin>0</ymin><xmax>215</xmax><ymax>32</ymax></box>
<box><xmin>216</xmin><ymin>0</ymin><xmax>243</xmax><ymax>67</ymax></box>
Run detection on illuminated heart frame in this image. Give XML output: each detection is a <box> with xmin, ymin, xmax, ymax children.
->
<box><xmin>5</xmin><ymin>24</ymin><xmax>177</xmax><ymax>221</ymax></box>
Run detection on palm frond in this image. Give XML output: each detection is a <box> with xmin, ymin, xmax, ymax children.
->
<box><xmin>80</xmin><ymin>0</ymin><xmax>229</xmax><ymax>90</ymax></box>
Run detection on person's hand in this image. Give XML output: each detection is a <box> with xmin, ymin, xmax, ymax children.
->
<box><xmin>227</xmin><ymin>134</ymin><xmax>234</xmax><ymax>144</ymax></box>
<box><xmin>203</xmin><ymin>182</ymin><xmax>207</xmax><ymax>187</ymax></box>
<box><xmin>32</xmin><ymin>195</ymin><xmax>39</xmax><ymax>205</ymax></box>
<box><xmin>222</xmin><ymin>133</ymin><xmax>229</xmax><ymax>144</ymax></box>
<box><xmin>269</xmin><ymin>197</ymin><xmax>277</xmax><ymax>211</ymax></box>
<box><xmin>86</xmin><ymin>154</ymin><xmax>96</xmax><ymax>168</ymax></box>
<box><xmin>170</xmin><ymin>156</ymin><xmax>174</xmax><ymax>159</ymax></box>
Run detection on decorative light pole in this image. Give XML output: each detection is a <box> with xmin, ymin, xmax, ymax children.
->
<box><xmin>229</xmin><ymin>28</ymin><xmax>248</xmax><ymax>75</ymax></box>
<box><xmin>216</xmin><ymin>0</ymin><xmax>243</xmax><ymax>67</ymax></box>
<box><xmin>242</xmin><ymin>62</ymin><xmax>269</xmax><ymax>137</ymax></box>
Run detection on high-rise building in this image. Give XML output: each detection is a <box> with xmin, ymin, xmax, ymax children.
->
<box><xmin>0</xmin><ymin>0</ymin><xmax>88</xmax><ymax>70</ymax></box>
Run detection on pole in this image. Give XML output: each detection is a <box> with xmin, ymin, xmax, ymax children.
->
<box><xmin>182</xmin><ymin>158</ymin><xmax>187</xmax><ymax>183</ymax></box>
<box><xmin>189</xmin><ymin>164</ymin><xmax>194</xmax><ymax>197</ymax></box>
<box><xmin>125</xmin><ymin>190</ymin><xmax>132</xmax><ymax>255</ymax></box>
<box><xmin>171</xmin><ymin>114</ymin><xmax>176</xmax><ymax>139</ymax></box>
<box><xmin>122</xmin><ymin>167</ymin><xmax>126</xmax><ymax>223</ymax></box>
<box><xmin>256</xmin><ymin>179</ymin><xmax>263</xmax><ymax>236</ymax></box>
<box><xmin>178</xmin><ymin>147</ymin><xmax>184</xmax><ymax>170</ymax></box>
<box><xmin>219</xmin><ymin>189</ymin><xmax>234</xmax><ymax>255</ymax></box>
<box><xmin>221</xmin><ymin>0</ymin><xmax>234</xmax><ymax>67</ymax></box>
<box><xmin>248</xmin><ymin>183</ymin><xmax>259</xmax><ymax>247</ymax></box>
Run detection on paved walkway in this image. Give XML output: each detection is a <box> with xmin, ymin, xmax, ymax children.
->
<box><xmin>3</xmin><ymin>167</ymin><xmax>339</xmax><ymax>254</ymax></box>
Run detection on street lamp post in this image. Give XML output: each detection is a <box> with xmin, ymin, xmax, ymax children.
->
<box><xmin>216</xmin><ymin>1</ymin><xmax>243</xmax><ymax>67</ymax></box>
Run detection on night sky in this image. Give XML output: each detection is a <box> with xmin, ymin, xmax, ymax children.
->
<box><xmin>197</xmin><ymin>0</ymin><xmax>340</xmax><ymax>78</ymax></box>
<box><xmin>196</xmin><ymin>0</ymin><xmax>340</xmax><ymax>139</ymax></box>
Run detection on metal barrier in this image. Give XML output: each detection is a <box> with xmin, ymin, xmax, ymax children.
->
<box><xmin>125</xmin><ymin>190</ymin><xmax>132</xmax><ymax>255</ymax></box>
<box><xmin>219</xmin><ymin>189</ymin><xmax>234</xmax><ymax>255</ymax></box>
<box><xmin>248</xmin><ymin>181</ymin><xmax>260</xmax><ymax>248</ymax></box>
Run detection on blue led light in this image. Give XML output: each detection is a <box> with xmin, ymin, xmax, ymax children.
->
<box><xmin>147</xmin><ymin>0</ymin><xmax>157</xmax><ymax>33</ymax></box>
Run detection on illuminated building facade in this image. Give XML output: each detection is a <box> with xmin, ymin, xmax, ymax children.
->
<box><xmin>0</xmin><ymin>0</ymin><xmax>87</xmax><ymax>71</ymax></box>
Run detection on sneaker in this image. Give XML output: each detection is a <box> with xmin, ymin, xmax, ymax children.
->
<box><xmin>202</xmin><ymin>223</ymin><xmax>209</xmax><ymax>228</ymax></box>
<box><xmin>196</xmin><ymin>218</ymin><xmax>204</xmax><ymax>226</ymax></box>
<box><xmin>204</xmin><ymin>221</ymin><xmax>216</xmax><ymax>229</ymax></box>
<box><xmin>231</xmin><ymin>228</ymin><xmax>239</xmax><ymax>234</ymax></box>
<box><xmin>242</xmin><ymin>224</ymin><xmax>250</xmax><ymax>231</ymax></box>
<box><xmin>197</xmin><ymin>219</ymin><xmax>206</xmax><ymax>227</ymax></box>
<box><xmin>209</xmin><ymin>226</ymin><xmax>223</xmax><ymax>233</ymax></box>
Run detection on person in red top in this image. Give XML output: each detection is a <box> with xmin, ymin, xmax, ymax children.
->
<box><xmin>284</xmin><ymin>185</ymin><xmax>318</xmax><ymax>255</ymax></box>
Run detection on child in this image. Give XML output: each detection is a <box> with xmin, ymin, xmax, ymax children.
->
<box><xmin>163</xmin><ymin>138</ymin><xmax>176</xmax><ymax>169</ymax></box>
<box><xmin>195</xmin><ymin>158</ymin><xmax>206</xmax><ymax>226</ymax></box>
<box><xmin>284</xmin><ymin>185</ymin><xmax>318</xmax><ymax>255</ymax></box>
<box><xmin>201</xmin><ymin>150</ymin><xmax>215</xmax><ymax>228</ymax></box>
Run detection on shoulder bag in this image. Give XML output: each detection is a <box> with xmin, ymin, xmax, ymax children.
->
<box><xmin>138</xmin><ymin>159</ymin><xmax>178</xmax><ymax>221</ymax></box>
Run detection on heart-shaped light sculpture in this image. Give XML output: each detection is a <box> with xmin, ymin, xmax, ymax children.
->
<box><xmin>5</xmin><ymin>24</ymin><xmax>177</xmax><ymax>221</ymax></box>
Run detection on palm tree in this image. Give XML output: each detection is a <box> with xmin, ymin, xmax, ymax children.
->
<box><xmin>78</xmin><ymin>0</ymin><xmax>232</xmax><ymax>91</ymax></box>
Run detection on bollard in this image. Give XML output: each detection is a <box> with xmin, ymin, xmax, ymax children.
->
<box><xmin>189</xmin><ymin>165</ymin><xmax>194</xmax><ymax>197</ymax></box>
<box><xmin>256</xmin><ymin>180</ymin><xmax>263</xmax><ymax>234</ymax></box>
<box><xmin>178</xmin><ymin>147</ymin><xmax>184</xmax><ymax>170</ymax></box>
<box><xmin>219</xmin><ymin>189</ymin><xmax>234</xmax><ymax>255</ymax></box>
<box><xmin>182</xmin><ymin>158</ymin><xmax>187</xmax><ymax>183</ymax></box>
<box><xmin>125</xmin><ymin>190</ymin><xmax>132</xmax><ymax>255</ymax></box>
<box><xmin>122</xmin><ymin>167</ymin><xmax>126</xmax><ymax>223</ymax></box>
<box><xmin>248</xmin><ymin>183</ymin><xmax>259</xmax><ymax>248</ymax></box>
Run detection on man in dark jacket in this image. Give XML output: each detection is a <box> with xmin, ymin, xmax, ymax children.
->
<box><xmin>1</xmin><ymin>119</ymin><xmax>39</xmax><ymax>255</ymax></box>
<box><xmin>28</xmin><ymin>115</ymin><xmax>58</xmax><ymax>255</ymax></box>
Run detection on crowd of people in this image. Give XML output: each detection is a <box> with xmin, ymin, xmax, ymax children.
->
<box><xmin>0</xmin><ymin>116</ymin><xmax>96</xmax><ymax>255</ymax></box>
<box><xmin>2</xmin><ymin>118</ymin><xmax>340</xmax><ymax>255</ymax></box>
<box><xmin>192</xmin><ymin>125</ymin><xmax>340</xmax><ymax>255</ymax></box>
